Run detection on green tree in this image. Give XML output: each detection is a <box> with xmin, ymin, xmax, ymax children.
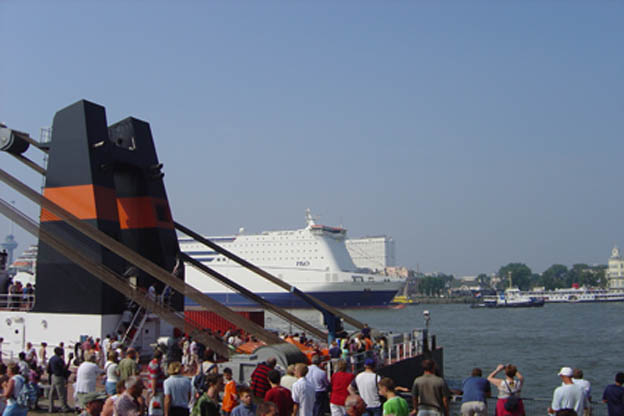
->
<box><xmin>567</xmin><ymin>264</ymin><xmax>605</xmax><ymax>287</ymax></box>
<box><xmin>476</xmin><ymin>273</ymin><xmax>491</xmax><ymax>288</ymax></box>
<box><xmin>595</xmin><ymin>266</ymin><xmax>607</xmax><ymax>288</ymax></box>
<box><xmin>540</xmin><ymin>264</ymin><xmax>569</xmax><ymax>290</ymax></box>
<box><xmin>498</xmin><ymin>263</ymin><xmax>532</xmax><ymax>291</ymax></box>
<box><xmin>416</xmin><ymin>275</ymin><xmax>450</xmax><ymax>296</ymax></box>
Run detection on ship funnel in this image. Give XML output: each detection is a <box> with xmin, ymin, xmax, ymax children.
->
<box><xmin>305</xmin><ymin>208</ymin><xmax>316</xmax><ymax>227</ymax></box>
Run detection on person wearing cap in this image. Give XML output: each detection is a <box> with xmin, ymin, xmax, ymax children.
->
<box><xmin>164</xmin><ymin>361</ymin><xmax>192</xmax><ymax>416</ymax></box>
<box><xmin>548</xmin><ymin>367</ymin><xmax>585</xmax><ymax>416</ymax></box>
<box><xmin>79</xmin><ymin>392</ymin><xmax>108</xmax><ymax>416</ymax></box>
<box><xmin>352</xmin><ymin>359</ymin><xmax>382</xmax><ymax>416</ymax></box>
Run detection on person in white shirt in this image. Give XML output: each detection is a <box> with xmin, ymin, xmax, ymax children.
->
<box><xmin>281</xmin><ymin>365</ymin><xmax>298</xmax><ymax>391</ymax></box>
<box><xmin>102</xmin><ymin>335</ymin><xmax>111</xmax><ymax>360</ymax></box>
<box><xmin>292</xmin><ymin>363</ymin><xmax>315</xmax><ymax>416</ymax></box>
<box><xmin>572</xmin><ymin>368</ymin><xmax>591</xmax><ymax>416</ymax></box>
<box><xmin>549</xmin><ymin>367</ymin><xmax>585</xmax><ymax>416</ymax></box>
<box><xmin>76</xmin><ymin>354</ymin><xmax>105</xmax><ymax>408</ymax></box>
<box><xmin>306</xmin><ymin>356</ymin><xmax>330</xmax><ymax>416</ymax></box>
<box><xmin>26</xmin><ymin>342</ymin><xmax>37</xmax><ymax>366</ymax></box>
<box><xmin>351</xmin><ymin>359</ymin><xmax>381</xmax><ymax>416</ymax></box>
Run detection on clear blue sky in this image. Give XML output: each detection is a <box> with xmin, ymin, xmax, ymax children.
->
<box><xmin>1</xmin><ymin>1</ymin><xmax>623</xmax><ymax>276</ymax></box>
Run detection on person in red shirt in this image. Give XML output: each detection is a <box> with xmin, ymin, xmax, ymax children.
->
<box><xmin>330</xmin><ymin>359</ymin><xmax>355</xmax><ymax>416</ymax></box>
<box><xmin>250</xmin><ymin>358</ymin><xmax>277</xmax><ymax>398</ymax></box>
<box><xmin>264</xmin><ymin>369</ymin><xmax>294</xmax><ymax>416</ymax></box>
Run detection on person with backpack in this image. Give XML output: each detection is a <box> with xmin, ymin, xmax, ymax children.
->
<box><xmin>2</xmin><ymin>362</ymin><xmax>28</xmax><ymax>416</ymax></box>
<box><xmin>191</xmin><ymin>373</ymin><xmax>222</xmax><ymax>416</ymax></box>
<box><xmin>487</xmin><ymin>364</ymin><xmax>525</xmax><ymax>416</ymax></box>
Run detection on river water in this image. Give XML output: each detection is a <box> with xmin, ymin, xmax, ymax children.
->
<box><xmin>267</xmin><ymin>302</ymin><xmax>624</xmax><ymax>400</ymax></box>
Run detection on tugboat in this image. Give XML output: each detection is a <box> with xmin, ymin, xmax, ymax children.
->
<box><xmin>471</xmin><ymin>288</ymin><xmax>545</xmax><ymax>308</ymax></box>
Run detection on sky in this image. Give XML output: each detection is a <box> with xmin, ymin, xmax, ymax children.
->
<box><xmin>1</xmin><ymin>1</ymin><xmax>623</xmax><ymax>277</ymax></box>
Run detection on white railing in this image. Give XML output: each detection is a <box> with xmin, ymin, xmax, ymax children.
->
<box><xmin>324</xmin><ymin>338</ymin><xmax>427</xmax><ymax>377</ymax></box>
<box><xmin>0</xmin><ymin>294</ymin><xmax>35</xmax><ymax>310</ymax></box>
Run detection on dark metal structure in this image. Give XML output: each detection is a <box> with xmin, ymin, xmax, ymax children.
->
<box><xmin>0</xmin><ymin>99</ymin><xmax>370</xmax><ymax>344</ymax></box>
<box><xmin>35</xmin><ymin>101</ymin><xmax>181</xmax><ymax>314</ymax></box>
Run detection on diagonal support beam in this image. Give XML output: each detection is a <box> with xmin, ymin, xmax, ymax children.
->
<box><xmin>0</xmin><ymin>199</ymin><xmax>232</xmax><ymax>357</ymax></box>
<box><xmin>175</xmin><ymin>221</ymin><xmax>365</xmax><ymax>330</ymax></box>
<box><xmin>0</xmin><ymin>168</ymin><xmax>283</xmax><ymax>345</ymax></box>
<box><xmin>181</xmin><ymin>253</ymin><xmax>327</xmax><ymax>340</ymax></box>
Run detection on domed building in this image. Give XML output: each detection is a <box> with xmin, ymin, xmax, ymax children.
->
<box><xmin>607</xmin><ymin>245</ymin><xmax>624</xmax><ymax>289</ymax></box>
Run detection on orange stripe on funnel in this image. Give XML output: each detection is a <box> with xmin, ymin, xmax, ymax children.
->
<box><xmin>41</xmin><ymin>185</ymin><xmax>118</xmax><ymax>222</ymax></box>
<box><xmin>116</xmin><ymin>197</ymin><xmax>174</xmax><ymax>230</ymax></box>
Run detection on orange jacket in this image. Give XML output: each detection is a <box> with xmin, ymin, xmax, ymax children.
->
<box><xmin>222</xmin><ymin>379</ymin><xmax>238</xmax><ymax>412</ymax></box>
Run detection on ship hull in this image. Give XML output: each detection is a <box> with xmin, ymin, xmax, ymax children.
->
<box><xmin>185</xmin><ymin>289</ymin><xmax>399</xmax><ymax>308</ymax></box>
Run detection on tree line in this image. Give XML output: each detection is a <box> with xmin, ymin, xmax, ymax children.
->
<box><xmin>412</xmin><ymin>263</ymin><xmax>607</xmax><ymax>295</ymax></box>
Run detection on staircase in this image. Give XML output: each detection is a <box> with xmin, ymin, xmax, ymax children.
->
<box><xmin>118</xmin><ymin>285</ymin><xmax>170</xmax><ymax>349</ymax></box>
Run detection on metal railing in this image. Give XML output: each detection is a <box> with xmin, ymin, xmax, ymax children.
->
<box><xmin>325</xmin><ymin>339</ymin><xmax>429</xmax><ymax>376</ymax></box>
<box><xmin>0</xmin><ymin>293</ymin><xmax>35</xmax><ymax>310</ymax></box>
<box><xmin>447</xmin><ymin>396</ymin><xmax>607</xmax><ymax>416</ymax></box>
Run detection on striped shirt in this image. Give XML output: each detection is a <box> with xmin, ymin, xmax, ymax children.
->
<box><xmin>250</xmin><ymin>363</ymin><xmax>272</xmax><ymax>398</ymax></box>
<box><xmin>147</xmin><ymin>358</ymin><xmax>164</xmax><ymax>393</ymax></box>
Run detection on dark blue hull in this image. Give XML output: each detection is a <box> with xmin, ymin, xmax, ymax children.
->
<box><xmin>185</xmin><ymin>290</ymin><xmax>399</xmax><ymax>309</ymax></box>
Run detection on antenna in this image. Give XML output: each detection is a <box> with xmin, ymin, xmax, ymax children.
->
<box><xmin>9</xmin><ymin>200</ymin><xmax>15</xmax><ymax>235</ymax></box>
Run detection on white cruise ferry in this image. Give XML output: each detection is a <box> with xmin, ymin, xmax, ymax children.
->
<box><xmin>180</xmin><ymin>210</ymin><xmax>404</xmax><ymax>308</ymax></box>
<box><xmin>523</xmin><ymin>287</ymin><xmax>624</xmax><ymax>303</ymax></box>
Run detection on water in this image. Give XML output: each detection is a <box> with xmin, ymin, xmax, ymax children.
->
<box><xmin>266</xmin><ymin>302</ymin><xmax>624</xmax><ymax>401</ymax></box>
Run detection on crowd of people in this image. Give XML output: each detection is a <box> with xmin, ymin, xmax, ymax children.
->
<box><xmin>449</xmin><ymin>363</ymin><xmax>624</xmax><ymax>416</ymax></box>
<box><xmin>1</xmin><ymin>334</ymin><xmax>624</xmax><ymax>416</ymax></box>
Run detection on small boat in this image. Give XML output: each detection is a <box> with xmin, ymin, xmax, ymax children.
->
<box><xmin>390</xmin><ymin>295</ymin><xmax>419</xmax><ymax>305</ymax></box>
<box><xmin>471</xmin><ymin>289</ymin><xmax>545</xmax><ymax>308</ymax></box>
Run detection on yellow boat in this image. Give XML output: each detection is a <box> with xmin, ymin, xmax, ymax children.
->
<box><xmin>391</xmin><ymin>295</ymin><xmax>418</xmax><ymax>304</ymax></box>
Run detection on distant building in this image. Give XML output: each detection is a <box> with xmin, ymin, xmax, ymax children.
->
<box><xmin>346</xmin><ymin>235</ymin><xmax>395</xmax><ymax>272</ymax></box>
<box><xmin>607</xmin><ymin>245</ymin><xmax>624</xmax><ymax>289</ymax></box>
<box><xmin>384</xmin><ymin>266</ymin><xmax>410</xmax><ymax>278</ymax></box>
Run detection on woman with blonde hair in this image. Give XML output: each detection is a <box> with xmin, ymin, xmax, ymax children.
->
<box><xmin>487</xmin><ymin>364</ymin><xmax>525</xmax><ymax>416</ymax></box>
<box><xmin>104</xmin><ymin>351</ymin><xmax>120</xmax><ymax>395</ymax></box>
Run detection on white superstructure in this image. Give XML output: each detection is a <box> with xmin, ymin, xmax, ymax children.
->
<box><xmin>524</xmin><ymin>287</ymin><xmax>624</xmax><ymax>303</ymax></box>
<box><xmin>180</xmin><ymin>210</ymin><xmax>403</xmax><ymax>308</ymax></box>
<box><xmin>346</xmin><ymin>235</ymin><xmax>396</xmax><ymax>272</ymax></box>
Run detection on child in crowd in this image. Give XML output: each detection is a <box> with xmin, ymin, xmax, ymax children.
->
<box><xmin>230</xmin><ymin>387</ymin><xmax>256</xmax><ymax>416</ymax></box>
